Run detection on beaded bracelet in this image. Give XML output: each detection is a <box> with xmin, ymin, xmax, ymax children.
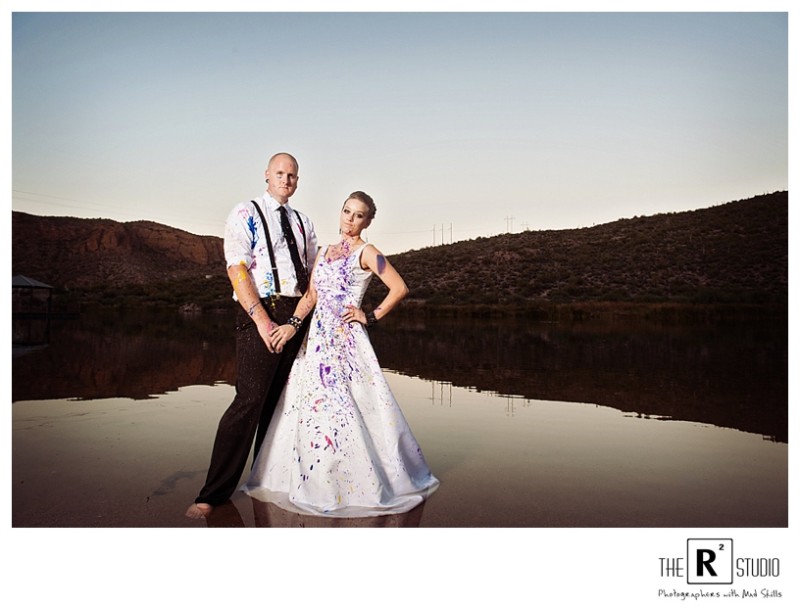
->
<box><xmin>287</xmin><ymin>315</ymin><xmax>303</xmax><ymax>331</ymax></box>
<box><xmin>365</xmin><ymin>311</ymin><xmax>378</xmax><ymax>327</ymax></box>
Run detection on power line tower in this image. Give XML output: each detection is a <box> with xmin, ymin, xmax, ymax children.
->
<box><xmin>433</xmin><ymin>223</ymin><xmax>454</xmax><ymax>245</ymax></box>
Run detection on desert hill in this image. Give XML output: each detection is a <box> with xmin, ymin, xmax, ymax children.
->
<box><xmin>12</xmin><ymin>212</ymin><xmax>225</xmax><ymax>288</ymax></box>
<box><xmin>12</xmin><ymin>191</ymin><xmax>787</xmax><ymax>312</ymax></box>
<box><xmin>364</xmin><ymin>190</ymin><xmax>787</xmax><ymax>312</ymax></box>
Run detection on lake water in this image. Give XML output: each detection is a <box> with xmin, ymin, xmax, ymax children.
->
<box><xmin>11</xmin><ymin>310</ymin><xmax>788</xmax><ymax>527</ymax></box>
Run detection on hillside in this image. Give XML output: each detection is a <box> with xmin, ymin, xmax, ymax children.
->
<box><xmin>12</xmin><ymin>212</ymin><xmax>229</xmax><ymax>309</ymax></box>
<box><xmin>11</xmin><ymin>191</ymin><xmax>788</xmax><ymax>312</ymax></box>
<box><xmin>365</xmin><ymin>191</ymin><xmax>788</xmax><ymax>313</ymax></box>
<box><xmin>12</xmin><ymin>212</ymin><xmax>225</xmax><ymax>287</ymax></box>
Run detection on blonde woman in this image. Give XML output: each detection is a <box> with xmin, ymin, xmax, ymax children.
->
<box><xmin>242</xmin><ymin>191</ymin><xmax>439</xmax><ymax>517</ymax></box>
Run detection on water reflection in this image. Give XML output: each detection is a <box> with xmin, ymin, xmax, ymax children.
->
<box><xmin>372</xmin><ymin>316</ymin><xmax>788</xmax><ymax>442</ymax></box>
<box><xmin>12</xmin><ymin>311</ymin><xmax>787</xmax><ymax>442</ymax></box>
<box><xmin>12</xmin><ymin>312</ymin><xmax>236</xmax><ymax>401</ymax></box>
<box><xmin>203</xmin><ymin>498</ymin><xmax>426</xmax><ymax>528</ymax></box>
<box><xmin>12</xmin><ymin>379</ymin><xmax>786</xmax><ymax>527</ymax></box>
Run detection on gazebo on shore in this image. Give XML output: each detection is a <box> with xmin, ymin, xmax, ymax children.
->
<box><xmin>12</xmin><ymin>275</ymin><xmax>53</xmax><ymax>316</ymax></box>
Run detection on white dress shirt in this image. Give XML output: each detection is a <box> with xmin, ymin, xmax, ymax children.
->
<box><xmin>224</xmin><ymin>193</ymin><xmax>318</xmax><ymax>299</ymax></box>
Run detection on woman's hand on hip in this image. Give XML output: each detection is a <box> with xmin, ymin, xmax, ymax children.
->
<box><xmin>342</xmin><ymin>305</ymin><xmax>367</xmax><ymax>325</ymax></box>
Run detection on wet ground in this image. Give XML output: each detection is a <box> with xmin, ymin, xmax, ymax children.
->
<box><xmin>12</xmin><ymin>377</ymin><xmax>787</xmax><ymax>528</ymax></box>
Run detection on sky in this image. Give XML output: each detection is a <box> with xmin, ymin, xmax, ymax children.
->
<box><xmin>8</xmin><ymin>4</ymin><xmax>790</xmax><ymax>254</ymax></box>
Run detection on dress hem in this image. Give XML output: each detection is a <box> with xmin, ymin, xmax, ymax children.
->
<box><xmin>240</xmin><ymin>479</ymin><xmax>439</xmax><ymax>519</ymax></box>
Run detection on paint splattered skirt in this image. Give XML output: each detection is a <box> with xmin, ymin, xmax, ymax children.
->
<box><xmin>241</xmin><ymin>246</ymin><xmax>439</xmax><ymax>517</ymax></box>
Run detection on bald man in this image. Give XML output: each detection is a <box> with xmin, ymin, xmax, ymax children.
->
<box><xmin>186</xmin><ymin>153</ymin><xmax>318</xmax><ymax>519</ymax></box>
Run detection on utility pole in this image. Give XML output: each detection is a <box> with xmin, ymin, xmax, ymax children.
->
<box><xmin>504</xmin><ymin>216</ymin><xmax>515</xmax><ymax>232</ymax></box>
<box><xmin>434</xmin><ymin>223</ymin><xmax>454</xmax><ymax>245</ymax></box>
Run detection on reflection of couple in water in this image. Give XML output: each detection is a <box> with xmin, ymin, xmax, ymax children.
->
<box><xmin>204</xmin><ymin>497</ymin><xmax>429</xmax><ymax>528</ymax></box>
<box><xmin>186</xmin><ymin>152</ymin><xmax>438</xmax><ymax>523</ymax></box>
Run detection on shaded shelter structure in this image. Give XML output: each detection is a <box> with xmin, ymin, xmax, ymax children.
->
<box><xmin>12</xmin><ymin>275</ymin><xmax>53</xmax><ymax>316</ymax></box>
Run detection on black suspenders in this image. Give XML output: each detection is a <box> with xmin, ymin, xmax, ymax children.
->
<box><xmin>251</xmin><ymin>200</ymin><xmax>307</xmax><ymax>295</ymax></box>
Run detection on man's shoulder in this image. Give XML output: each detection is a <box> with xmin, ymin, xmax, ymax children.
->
<box><xmin>228</xmin><ymin>196</ymin><xmax>264</xmax><ymax>215</ymax></box>
<box><xmin>224</xmin><ymin>199</ymin><xmax>263</xmax><ymax>231</ymax></box>
<box><xmin>240</xmin><ymin>195</ymin><xmax>265</xmax><ymax>208</ymax></box>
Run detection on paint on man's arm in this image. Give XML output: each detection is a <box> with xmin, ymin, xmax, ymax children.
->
<box><xmin>234</xmin><ymin>263</ymin><xmax>249</xmax><ymax>286</ymax></box>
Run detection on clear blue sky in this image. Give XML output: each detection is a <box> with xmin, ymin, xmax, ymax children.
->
<box><xmin>10</xmin><ymin>8</ymin><xmax>790</xmax><ymax>254</ymax></box>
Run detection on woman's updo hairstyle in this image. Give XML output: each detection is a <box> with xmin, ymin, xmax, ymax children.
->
<box><xmin>345</xmin><ymin>191</ymin><xmax>377</xmax><ymax>220</ymax></box>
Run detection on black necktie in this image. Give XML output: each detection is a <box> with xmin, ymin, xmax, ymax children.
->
<box><xmin>279</xmin><ymin>206</ymin><xmax>308</xmax><ymax>294</ymax></box>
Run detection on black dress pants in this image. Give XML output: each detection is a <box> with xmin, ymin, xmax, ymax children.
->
<box><xmin>195</xmin><ymin>296</ymin><xmax>310</xmax><ymax>506</ymax></box>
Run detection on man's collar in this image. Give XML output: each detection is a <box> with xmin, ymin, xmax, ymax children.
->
<box><xmin>263</xmin><ymin>193</ymin><xmax>292</xmax><ymax>213</ymax></box>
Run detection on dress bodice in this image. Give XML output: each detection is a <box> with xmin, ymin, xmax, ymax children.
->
<box><xmin>313</xmin><ymin>243</ymin><xmax>373</xmax><ymax>313</ymax></box>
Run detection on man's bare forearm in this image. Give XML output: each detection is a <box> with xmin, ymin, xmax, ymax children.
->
<box><xmin>227</xmin><ymin>264</ymin><xmax>276</xmax><ymax>331</ymax></box>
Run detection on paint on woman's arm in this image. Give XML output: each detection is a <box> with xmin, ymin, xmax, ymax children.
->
<box><xmin>296</xmin><ymin>294</ymin><xmax>314</xmax><ymax>318</ymax></box>
<box><xmin>375</xmin><ymin>254</ymin><xmax>387</xmax><ymax>275</ymax></box>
